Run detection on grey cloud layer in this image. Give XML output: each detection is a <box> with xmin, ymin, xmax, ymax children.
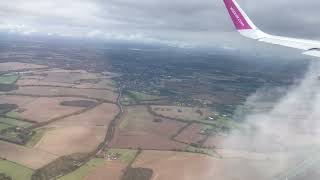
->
<box><xmin>0</xmin><ymin>0</ymin><xmax>319</xmax><ymax>44</ymax></box>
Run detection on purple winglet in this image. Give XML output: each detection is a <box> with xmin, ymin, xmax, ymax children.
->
<box><xmin>223</xmin><ymin>0</ymin><xmax>252</xmax><ymax>30</ymax></box>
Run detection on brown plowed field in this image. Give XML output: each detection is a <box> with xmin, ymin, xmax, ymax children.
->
<box><xmin>0</xmin><ymin>95</ymin><xmax>36</xmax><ymax>106</ymax></box>
<box><xmin>109</xmin><ymin>106</ymin><xmax>187</xmax><ymax>150</ymax></box>
<box><xmin>35</xmin><ymin>103</ymin><xmax>119</xmax><ymax>156</ymax></box>
<box><xmin>16</xmin><ymin>79</ymin><xmax>74</xmax><ymax>87</ymax></box>
<box><xmin>35</xmin><ymin>126</ymin><xmax>106</xmax><ymax>156</ymax></box>
<box><xmin>53</xmin><ymin>103</ymin><xmax>118</xmax><ymax>126</ymax></box>
<box><xmin>133</xmin><ymin>150</ymin><xmax>290</xmax><ymax>180</ymax></box>
<box><xmin>174</xmin><ymin>123</ymin><xmax>207</xmax><ymax>145</ymax></box>
<box><xmin>11</xmin><ymin>86</ymin><xmax>117</xmax><ymax>102</ymax></box>
<box><xmin>6</xmin><ymin>97</ymin><xmax>87</xmax><ymax>122</ymax></box>
<box><xmin>0</xmin><ymin>141</ymin><xmax>58</xmax><ymax>169</ymax></box>
<box><xmin>0</xmin><ymin>62</ymin><xmax>46</xmax><ymax>72</ymax></box>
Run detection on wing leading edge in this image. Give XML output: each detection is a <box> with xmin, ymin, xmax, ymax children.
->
<box><xmin>223</xmin><ymin>0</ymin><xmax>320</xmax><ymax>58</ymax></box>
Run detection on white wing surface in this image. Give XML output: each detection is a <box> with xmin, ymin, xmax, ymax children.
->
<box><xmin>223</xmin><ymin>0</ymin><xmax>320</xmax><ymax>57</ymax></box>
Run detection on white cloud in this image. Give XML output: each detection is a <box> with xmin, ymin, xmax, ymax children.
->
<box><xmin>220</xmin><ymin>62</ymin><xmax>320</xmax><ymax>178</ymax></box>
<box><xmin>0</xmin><ymin>0</ymin><xmax>319</xmax><ymax>46</ymax></box>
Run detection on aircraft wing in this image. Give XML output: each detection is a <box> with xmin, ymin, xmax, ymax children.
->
<box><xmin>223</xmin><ymin>0</ymin><xmax>320</xmax><ymax>58</ymax></box>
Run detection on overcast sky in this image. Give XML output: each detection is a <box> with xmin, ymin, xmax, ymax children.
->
<box><xmin>0</xmin><ymin>0</ymin><xmax>319</xmax><ymax>48</ymax></box>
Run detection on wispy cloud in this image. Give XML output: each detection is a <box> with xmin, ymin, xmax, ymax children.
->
<box><xmin>217</xmin><ymin>62</ymin><xmax>320</xmax><ymax>178</ymax></box>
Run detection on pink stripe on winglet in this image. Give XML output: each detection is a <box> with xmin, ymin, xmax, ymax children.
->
<box><xmin>223</xmin><ymin>0</ymin><xmax>252</xmax><ymax>30</ymax></box>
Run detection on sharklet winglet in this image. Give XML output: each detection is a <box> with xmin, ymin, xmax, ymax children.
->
<box><xmin>223</xmin><ymin>0</ymin><xmax>268</xmax><ymax>39</ymax></box>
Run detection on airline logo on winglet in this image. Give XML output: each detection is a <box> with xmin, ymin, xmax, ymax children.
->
<box><xmin>230</xmin><ymin>7</ymin><xmax>245</xmax><ymax>27</ymax></box>
<box><xmin>223</xmin><ymin>0</ymin><xmax>252</xmax><ymax>30</ymax></box>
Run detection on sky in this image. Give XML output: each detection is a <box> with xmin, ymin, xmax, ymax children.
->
<box><xmin>0</xmin><ymin>0</ymin><xmax>319</xmax><ymax>48</ymax></box>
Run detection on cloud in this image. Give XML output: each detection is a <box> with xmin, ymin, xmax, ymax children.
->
<box><xmin>0</xmin><ymin>0</ymin><xmax>319</xmax><ymax>47</ymax></box>
<box><xmin>217</xmin><ymin>62</ymin><xmax>320</xmax><ymax>178</ymax></box>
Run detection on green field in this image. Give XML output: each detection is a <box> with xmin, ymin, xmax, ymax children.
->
<box><xmin>58</xmin><ymin>149</ymin><xmax>138</xmax><ymax>180</ymax></box>
<box><xmin>58</xmin><ymin>158</ymin><xmax>105</xmax><ymax>180</ymax></box>
<box><xmin>125</xmin><ymin>90</ymin><xmax>161</xmax><ymax>101</ymax></box>
<box><xmin>151</xmin><ymin>105</ymin><xmax>213</xmax><ymax>123</ymax></box>
<box><xmin>0</xmin><ymin>75</ymin><xmax>19</xmax><ymax>84</ymax></box>
<box><xmin>26</xmin><ymin>128</ymin><xmax>51</xmax><ymax>148</ymax></box>
<box><xmin>107</xmin><ymin>148</ymin><xmax>138</xmax><ymax>163</ymax></box>
<box><xmin>193</xmin><ymin>116</ymin><xmax>241</xmax><ymax>135</ymax></box>
<box><xmin>0</xmin><ymin>117</ymin><xmax>33</xmax><ymax>127</ymax></box>
<box><xmin>0</xmin><ymin>159</ymin><xmax>33</xmax><ymax>180</ymax></box>
<box><xmin>6</xmin><ymin>111</ymin><xmax>20</xmax><ymax>119</ymax></box>
<box><xmin>210</xmin><ymin>116</ymin><xmax>240</xmax><ymax>131</ymax></box>
<box><xmin>0</xmin><ymin>123</ymin><xmax>13</xmax><ymax>131</ymax></box>
<box><xmin>119</xmin><ymin>117</ymin><xmax>130</xmax><ymax>129</ymax></box>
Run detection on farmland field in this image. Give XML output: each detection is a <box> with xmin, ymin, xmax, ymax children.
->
<box><xmin>0</xmin><ymin>117</ymin><xmax>33</xmax><ymax>127</ymax></box>
<box><xmin>0</xmin><ymin>36</ymin><xmax>312</xmax><ymax>180</ymax></box>
<box><xmin>0</xmin><ymin>95</ymin><xmax>36</xmax><ymax>107</ymax></box>
<box><xmin>16</xmin><ymin>69</ymin><xmax>117</xmax><ymax>91</ymax></box>
<box><xmin>58</xmin><ymin>158</ymin><xmax>105</xmax><ymax>180</ymax></box>
<box><xmin>0</xmin><ymin>62</ymin><xmax>46</xmax><ymax>72</ymax></box>
<box><xmin>124</xmin><ymin>90</ymin><xmax>162</xmax><ymax>102</ymax></box>
<box><xmin>132</xmin><ymin>150</ymin><xmax>291</xmax><ymax>180</ymax></box>
<box><xmin>52</xmin><ymin>103</ymin><xmax>118</xmax><ymax>126</ymax></box>
<box><xmin>110</xmin><ymin>106</ymin><xmax>187</xmax><ymax>150</ymax></box>
<box><xmin>0</xmin><ymin>159</ymin><xmax>33</xmax><ymax>180</ymax></box>
<box><xmin>35</xmin><ymin>103</ymin><xmax>118</xmax><ymax>156</ymax></box>
<box><xmin>85</xmin><ymin>161</ymin><xmax>127</xmax><ymax>180</ymax></box>
<box><xmin>0</xmin><ymin>62</ymin><xmax>122</xmax><ymax>178</ymax></box>
<box><xmin>11</xmin><ymin>86</ymin><xmax>117</xmax><ymax>102</ymax></box>
<box><xmin>58</xmin><ymin>149</ymin><xmax>137</xmax><ymax>180</ymax></box>
<box><xmin>150</xmin><ymin>105</ymin><xmax>212</xmax><ymax>122</ymax></box>
<box><xmin>106</xmin><ymin>148</ymin><xmax>138</xmax><ymax>163</ymax></box>
<box><xmin>0</xmin><ymin>141</ymin><xmax>58</xmax><ymax>169</ymax></box>
<box><xmin>35</xmin><ymin>126</ymin><xmax>106</xmax><ymax>156</ymax></box>
<box><xmin>174</xmin><ymin>123</ymin><xmax>208</xmax><ymax>146</ymax></box>
<box><xmin>0</xmin><ymin>123</ymin><xmax>12</xmax><ymax>131</ymax></box>
<box><xmin>5</xmin><ymin>97</ymin><xmax>88</xmax><ymax>123</ymax></box>
<box><xmin>25</xmin><ymin>128</ymin><xmax>53</xmax><ymax>148</ymax></box>
<box><xmin>0</xmin><ymin>74</ymin><xmax>19</xmax><ymax>84</ymax></box>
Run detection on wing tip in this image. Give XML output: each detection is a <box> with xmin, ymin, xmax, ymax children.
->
<box><xmin>223</xmin><ymin>0</ymin><xmax>257</xmax><ymax>30</ymax></box>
